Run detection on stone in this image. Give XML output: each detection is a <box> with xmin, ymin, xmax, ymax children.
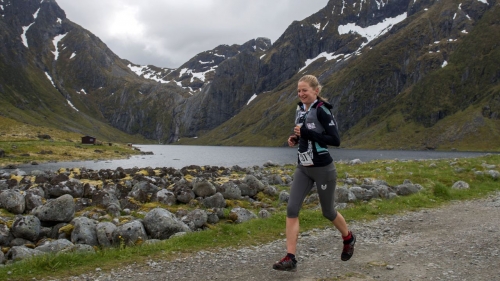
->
<box><xmin>24</xmin><ymin>187</ymin><xmax>45</xmax><ymax>211</ymax></box>
<box><xmin>229</xmin><ymin>208</ymin><xmax>257</xmax><ymax>224</ymax></box>
<box><xmin>143</xmin><ymin>208</ymin><xmax>191</xmax><ymax>240</ymax></box>
<box><xmin>32</xmin><ymin>194</ymin><xmax>76</xmax><ymax>223</ymax></box>
<box><xmin>11</xmin><ymin>215</ymin><xmax>40</xmax><ymax>241</ymax></box>
<box><xmin>278</xmin><ymin>191</ymin><xmax>290</xmax><ymax>203</ymax></box>
<box><xmin>0</xmin><ymin>223</ymin><xmax>13</xmax><ymax>246</ymax></box>
<box><xmin>128</xmin><ymin>181</ymin><xmax>159</xmax><ymax>203</ymax></box>
<box><xmin>202</xmin><ymin>192</ymin><xmax>226</xmax><ymax>208</ymax></box>
<box><xmin>36</xmin><ymin>239</ymin><xmax>74</xmax><ymax>253</ymax></box>
<box><xmin>6</xmin><ymin>246</ymin><xmax>43</xmax><ymax>261</ymax></box>
<box><xmin>452</xmin><ymin>181</ymin><xmax>470</xmax><ymax>190</ymax></box>
<box><xmin>96</xmin><ymin>222</ymin><xmax>117</xmax><ymax>247</ymax></box>
<box><xmin>112</xmin><ymin>220</ymin><xmax>148</xmax><ymax>247</ymax></box>
<box><xmin>71</xmin><ymin>217</ymin><xmax>98</xmax><ymax>246</ymax></box>
<box><xmin>192</xmin><ymin>178</ymin><xmax>216</xmax><ymax>198</ymax></box>
<box><xmin>182</xmin><ymin>209</ymin><xmax>208</xmax><ymax>230</ymax></box>
<box><xmin>219</xmin><ymin>181</ymin><xmax>241</xmax><ymax>200</ymax></box>
<box><xmin>0</xmin><ymin>190</ymin><xmax>26</xmax><ymax>214</ymax></box>
<box><xmin>156</xmin><ymin>189</ymin><xmax>177</xmax><ymax>206</ymax></box>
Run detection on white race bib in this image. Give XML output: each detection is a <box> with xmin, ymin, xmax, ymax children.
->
<box><xmin>298</xmin><ymin>151</ymin><xmax>314</xmax><ymax>166</ymax></box>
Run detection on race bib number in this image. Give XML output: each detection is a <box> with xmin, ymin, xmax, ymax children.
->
<box><xmin>298</xmin><ymin>151</ymin><xmax>314</xmax><ymax>166</ymax></box>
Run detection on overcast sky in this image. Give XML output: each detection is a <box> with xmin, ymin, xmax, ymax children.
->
<box><xmin>55</xmin><ymin>0</ymin><xmax>329</xmax><ymax>68</ymax></box>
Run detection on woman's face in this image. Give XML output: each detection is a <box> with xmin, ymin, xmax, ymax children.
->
<box><xmin>297</xmin><ymin>81</ymin><xmax>319</xmax><ymax>106</ymax></box>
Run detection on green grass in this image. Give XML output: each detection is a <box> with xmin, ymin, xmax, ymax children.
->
<box><xmin>0</xmin><ymin>155</ymin><xmax>499</xmax><ymax>280</ymax></box>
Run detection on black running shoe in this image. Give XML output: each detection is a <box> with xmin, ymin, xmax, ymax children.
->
<box><xmin>341</xmin><ymin>232</ymin><xmax>356</xmax><ymax>261</ymax></box>
<box><xmin>272</xmin><ymin>255</ymin><xmax>297</xmax><ymax>271</ymax></box>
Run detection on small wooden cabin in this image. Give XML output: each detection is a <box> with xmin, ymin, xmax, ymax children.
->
<box><xmin>81</xmin><ymin>135</ymin><xmax>96</xmax><ymax>144</ymax></box>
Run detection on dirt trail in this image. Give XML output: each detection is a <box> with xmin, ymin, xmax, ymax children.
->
<box><xmin>54</xmin><ymin>192</ymin><xmax>500</xmax><ymax>281</ymax></box>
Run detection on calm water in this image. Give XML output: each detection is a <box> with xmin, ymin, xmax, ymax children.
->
<box><xmin>10</xmin><ymin>145</ymin><xmax>496</xmax><ymax>173</ymax></box>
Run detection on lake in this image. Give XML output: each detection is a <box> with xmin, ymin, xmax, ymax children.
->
<box><xmin>11</xmin><ymin>145</ymin><xmax>496</xmax><ymax>173</ymax></box>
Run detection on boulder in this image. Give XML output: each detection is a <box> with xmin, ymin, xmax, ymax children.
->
<box><xmin>202</xmin><ymin>192</ymin><xmax>226</xmax><ymax>208</ymax></box>
<box><xmin>36</xmin><ymin>239</ymin><xmax>74</xmax><ymax>253</ymax></box>
<box><xmin>219</xmin><ymin>181</ymin><xmax>241</xmax><ymax>199</ymax></box>
<box><xmin>11</xmin><ymin>215</ymin><xmax>40</xmax><ymax>241</ymax></box>
<box><xmin>6</xmin><ymin>246</ymin><xmax>43</xmax><ymax>261</ymax></box>
<box><xmin>96</xmin><ymin>222</ymin><xmax>117</xmax><ymax>247</ymax></box>
<box><xmin>71</xmin><ymin>217</ymin><xmax>98</xmax><ymax>246</ymax></box>
<box><xmin>24</xmin><ymin>187</ymin><xmax>45</xmax><ymax>211</ymax></box>
<box><xmin>258</xmin><ymin>209</ymin><xmax>271</xmax><ymax>219</ymax></box>
<box><xmin>278</xmin><ymin>191</ymin><xmax>289</xmax><ymax>203</ymax></box>
<box><xmin>335</xmin><ymin>186</ymin><xmax>356</xmax><ymax>203</ymax></box>
<box><xmin>32</xmin><ymin>194</ymin><xmax>75</xmax><ymax>223</ymax></box>
<box><xmin>0</xmin><ymin>190</ymin><xmax>26</xmax><ymax>214</ymax></box>
<box><xmin>229</xmin><ymin>208</ymin><xmax>257</xmax><ymax>224</ymax></box>
<box><xmin>92</xmin><ymin>190</ymin><xmax>120</xmax><ymax>209</ymax></box>
<box><xmin>192</xmin><ymin>178</ymin><xmax>216</xmax><ymax>198</ymax></box>
<box><xmin>128</xmin><ymin>181</ymin><xmax>159</xmax><ymax>203</ymax></box>
<box><xmin>452</xmin><ymin>181</ymin><xmax>470</xmax><ymax>190</ymax></box>
<box><xmin>156</xmin><ymin>189</ymin><xmax>177</xmax><ymax>206</ymax></box>
<box><xmin>174</xmin><ymin>184</ymin><xmax>195</xmax><ymax>204</ymax></box>
<box><xmin>394</xmin><ymin>180</ymin><xmax>423</xmax><ymax>196</ymax></box>
<box><xmin>488</xmin><ymin>170</ymin><xmax>500</xmax><ymax>179</ymax></box>
<box><xmin>240</xmin><ymin>175</ymin><xmax>265</xmax><ymax>196</ymax></box>
<box><xmin>47</xmin><ymin>178</ymin><xmax>84</xmax><ymax>198</ymax></box>
<box><xmin>350</xmin><ymin>186</ymin><xmax>375</xmax><ymax>201</ymax></box>
<box><xmin>0</xmin><ymin>223</ymin><xmax>13</xmax><ymax>246</ymax></box>
<box><xmin>182</xmin><ymin>209</ymin><xmax>208</xmax><ymax>230</ymax></box>
<box><xmin>112</xmin><ymin>220</ymin><xmax>148</xmax><ymax>246</ymax></box>
<box><xmin>143</xmin><ymin>208</ymin><xmax>191</xmax><ymax>240</ymax></box>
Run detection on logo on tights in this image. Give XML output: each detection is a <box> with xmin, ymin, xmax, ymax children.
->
<box><xmin>321</xmin><ymin>184</ymin><xmax>327</xmax><ymax>190</ymax></box>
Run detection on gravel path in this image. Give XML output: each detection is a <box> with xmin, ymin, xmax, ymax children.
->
<box><xmin>51</xmin><ymin>192</ymin><xmax>500</xmax><ymax>281</ymax></box>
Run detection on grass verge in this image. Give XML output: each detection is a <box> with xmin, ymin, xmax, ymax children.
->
<box><xmin>0</xmin><ymin>154</ymin><xmax>499</xmax><ymax>280</ymax></box>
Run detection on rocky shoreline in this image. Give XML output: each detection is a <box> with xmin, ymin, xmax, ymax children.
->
<box><xmin>0</xmin><ymin>159</ymin><xmax>499</xmax><ymax>266</ymax></box>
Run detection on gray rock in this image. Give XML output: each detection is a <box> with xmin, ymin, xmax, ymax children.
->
<box><xmin>113</xmin><ymin>220</ymin><xmax>148</xmax><ymax>246</ymax></box>
<box><xmin>129</xmin><ymin>181</ymin><xmax>159</xmax><ymax>203</ymax></box>
<box><xmin>96</xmin><ymin>222</ymin><xmax>117</xmax><ymax>247</ymax></box>
<box><xmin>182</xmin><ymin>209</ymin><xmax>208</xmax><ymax>230</ymax></box>
<box><xmin>350</xmin><ymin>186</ymin><xmax>375</xmax><ymax>201</ymax></box>
<box><xmin>394</xmin><ymin>180</ymin><xmax>422</xmax><ymax>196</ymax></box>
<box><xmin>92</xmin><ymin>190</ymin><xmax>120</xmax><ymax>209</ymax></box>
<box><xmin>156</xmin><ymin>189</ymin><xmax>177</xmax><ymax>206</ymax></box>
<box><xmin>143</xmin><ymin>208</ymin><xmax>191</xmax><ymax>240</ymax></box>
<box><xmin>206</xmin><ymin>209</ymin><xmax>220</xmax><ymax>224</ymax></box>
<box><xmin>452</xmin><ymin>181</ymin><xmax>470</xmax><ymax>190</ymax></box>
<box><xmin>36</xmin><ymin>239</ymin><xmax>74</xmax><ymax>253</ymax></box>
<box><xmin>335</xmin><ymin>186</ymin><xmax>356</xmax><ymax>203</ymax></box>
<box><xmin>202</xmin><ymin>192</ymin><xmax>226</xmax><ymax>208</ymax></box>
<box><xmin>6</xmin><ymin>246</ymin><xmax>43</xmax><ymax>261</ymax></box>
<box><xmin>304</xmin><ymin>193</ymin><xmax>319</xmax><ymax>204</ymax></box>
<box><xmin>0</xmin><ymin>190</ymin><xmax>26</xmax><ymax>214</ymax></box>
<box><xmin>241</xmin><ymin>175</ymin><xmax>265</xmax><ymax>196</ymax></box>
<box><xmin>0</xmin><ymin>223</ymin><xmax>13</xmax><ymax>246</ymax></box>
<box><xmin>263</xmin><ymin>185</ymin><xmax>278</xmax><ymax>196</ymax></box>
<box><xmin>61</xmin><ymin>244</ymin><xmax>96</xmax><ymax>254</ymax></box>
<box><xmin>487</xmin><ymin>170</ymin><xmax>500</xmax><ymax>179</ymax></box>
<box><xmin>192</xmin><ymin>178</ymin><xmax>216</xmax><ymax>198</ymax></box>
<box><xmin>71</xmin><ymin>217</ymin><xmax>98</xmax><ymax>246</ymax></box>
<box><xmin>0</xmin><ymin>250</ymin><xmax>4</xmax><ymax>264</ymax></box>
<box><xmin>267</xmin><ymin>174</ymin><xmax>284</xmax><ymax>185</ymax></box>
<box><xmin>258</xmin><ymin>209</ymin><xmax>271</xmax><ymax>219</ymax></box>
<box><xmin>278</xmin><ymin>191</ymin><xmax>290</xmax><ymax>203</ymax></box>
<box><xmin>230</xmin><ymin>207</ymin><xmax>257</xmax><ymax>224</ymax></box>
<box><xmin>174</xmin><ymin>184</ymin><xmax>195</xmax><ymax>204</ymax></box>
<box><xmin>349</xmin><ymin>159</ymin><xmax>363</xmax><ymax>165</ymax></box>
<box><xmin>11</xmin><ymin>215</ymin><xmax>40</xmax><ymax>241</ymax></box>
<box><xmin>219</xmin><ymin>181</ymin><xmax>241</xmax><ymax>199</ymax></box>
<box><xmin>32</xmin><ymin>194</ymin><xmax>75</xmax><ymax>223</ymax></box>
<box><xmin>47</xmin><ymin>178</ymin><xmax>84</xmax><ymax>198</ymax></box>
<box><xmin>24</xmin><ymin>187</ymin><xmax>45</xmax><ymax>211</ymax></box>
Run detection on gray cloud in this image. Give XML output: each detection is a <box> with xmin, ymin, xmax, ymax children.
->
<box><xmin>56</xmin><ymin>0</ymin><xmax>328</xmax><ymax>68</ymax></box>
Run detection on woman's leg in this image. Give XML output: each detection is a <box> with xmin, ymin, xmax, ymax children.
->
<box><xmin>332</xmin><ymin>211</ymin><xmax>349</xmax><ymax>237</ymax></box>
<box><xmin>286</xmin><ymin>217</ymin><xmax>300</xmax><ymax>254</ymax></box>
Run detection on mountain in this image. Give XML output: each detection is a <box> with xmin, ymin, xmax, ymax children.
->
<box><xmin>0</xmin><ymin>0</ymin><xmax>499</xmax><ymax>150</ymax></box>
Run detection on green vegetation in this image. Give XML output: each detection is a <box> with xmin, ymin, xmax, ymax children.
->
<box><xmin>1</xmin><ymin>154</ymin><xmax>499</xmax><ymax>281</ymax></box>
<box><xmin>0</xmin><ymin>116</ymin><xmax>143</xmax><ymax>166</ymax></box>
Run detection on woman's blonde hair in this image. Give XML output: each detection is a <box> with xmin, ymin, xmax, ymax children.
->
<box><xmin>298</xmin><ymin>75</ymin><xmax>327</xmax><ymax>102</ymax></box>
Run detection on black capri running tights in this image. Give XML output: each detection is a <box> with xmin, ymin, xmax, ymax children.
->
<box><xmin>287</xmin><ymin>162</ymin><xmax>338</xmax><ymax>221</ymax></box>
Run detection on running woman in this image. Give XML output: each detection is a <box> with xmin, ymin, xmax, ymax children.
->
<box><xmin>273</xmin><ymin>75</ymin><xmax>356</xmax><ymax>272</ymax></box>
